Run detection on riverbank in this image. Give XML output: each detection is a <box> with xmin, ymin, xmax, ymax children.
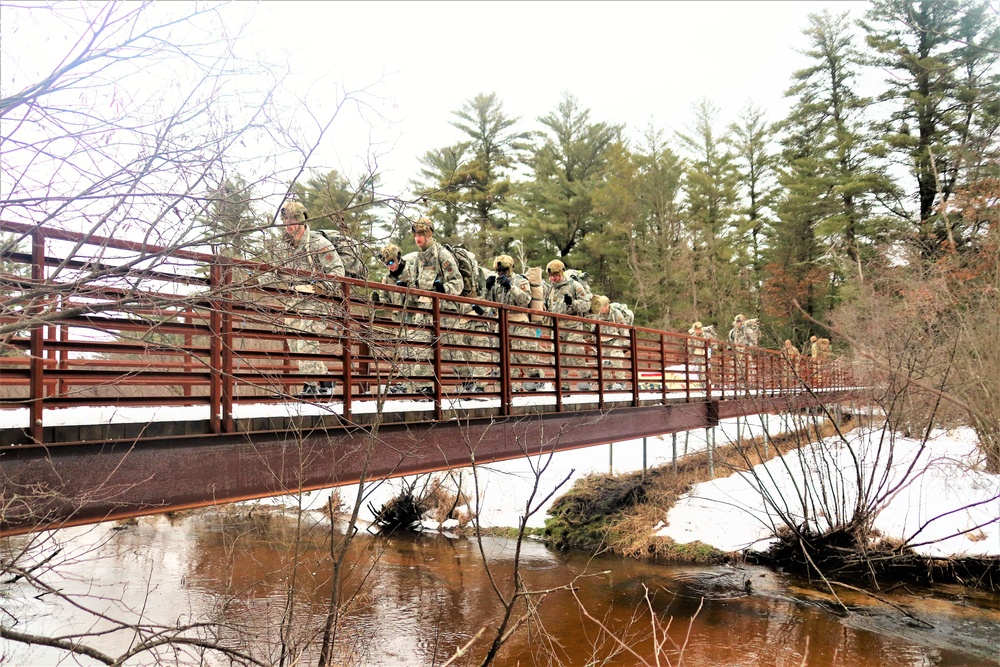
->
<box><xmin>542</xmin><ymin>417</ymin><xmax>999</xmax><ymax>591</ymax></box>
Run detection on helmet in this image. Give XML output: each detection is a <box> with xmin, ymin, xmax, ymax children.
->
<box><xmin>689</xmin><ymin>321</ymin><xmax>703</xmax><ymax>334</ymax></box>
<box><xmin>591</xmin><ymin>295</ymin><xmax>609</xmax><ymax>314</ymax></box>
<box><xmin>281</xmin><ymin>201</ymin><xmax>308</xmax><ymax>222</ymax></box>
<box><xmin>410</xmin><ymin>218</ymin><xmax>434</xmax><ymax>235</ymax></box>
<box><xmin>494</xmin><ymin>254</ymin><xmax>515</xmax><ymax>271</ymax></box>
<box><xmin>380</xmin><ymin>244</ymin><xmax>402</xmax><ymax>263</ymax></box>
<box><xmin>734</xmin><ymin>313</ymin><xmax>745</xmax><ymax>324</ymax></box>
<box><xmin>545</xmin><ymin>259</ymin><xmax>565</xmax><ymax>275</ymax></box>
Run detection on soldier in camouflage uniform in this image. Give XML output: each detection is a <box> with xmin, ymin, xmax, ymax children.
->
<box><xmin>410</xmin><ymin>219</ymin><xmax>486</xmax><ymax>394</ymax></box>
<box><xmin>591</xmin><ymin>295</ymin><xmax>630</xmax><ymax>391</ymax></box>
<box><xmin>543</xmin><ymin>259</ymin><xmax>594</xmax><ymax>391</ymax></box>
<box><xmin>485</xmin><ymin>254</ymin><xmax>539</xmax><ymax>390</ymax></box>
<box><xmin>727</xmin><ymin>313</ymin><xmax>760</xmax><ymax>388</ymax></box>
<box><xmin>278</xmin><ymin>202</ymin><xmax>345</xmax><ymax>397</ymax></box>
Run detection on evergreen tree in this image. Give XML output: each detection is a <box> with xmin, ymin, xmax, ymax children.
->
<box><xmin>413</xmin><ymin>93</ymin><xmax>527</xmax><ymax>257</ymax></box>
<box><xmin>729</xmin><ymin>103</ymin><xmax>779</xmax><ymax>314</ymax></box>
<box><xmin>676</xmin><ymin>99</ymin><xmax>742</xmax><ymax>326</ymax></box>
<box><xmin>862</xmin><ymin>0</ymin><xmax>1000</xmax><ymax>256</ymax></box>
<box><xmin>200</xmin><ymin>176</ymin><xmax>261</xmax><ymax>260</ymax></box>
<box><xmin>594</xmin><ymin>127</ymin><xmax>687</xmax><ymax>328</ymax></box>
<box><xmin>511</xmin><ymin>93</ymin><xmax>622</xmax><ymax>269</ymax></box>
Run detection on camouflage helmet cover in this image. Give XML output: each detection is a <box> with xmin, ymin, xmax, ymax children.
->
<box><xmin>380</xmin><ymin>243</ymin><xmax>402</xmax><ymax>263</ymax></box>
<box><xmin>411</xmin><ymin>217</ymin><xmax>434</xmax><ymax>235</ymax></box>
<box><xmin>545</xmin><ymin>259</ymin><xmax>565</xmax><ymax>275</ymax></box>
<box><xmin>689</xmin><ymin>321</ymin><xmax>703</xmax><ymax>334</ymax></box>
<box><xmin>734</xmin><ymin>313</ymin><xmax>745</xmax><ymax>324</ymax></box>
<box><xmin>591</xmin><ymin>295</ymin><xmax>610</xmax><ymax>314</ymax></box>
<box><xmin>281</xmin><ymin>201</ymin><xmax>308</xmax><ymax>222</ymax></box>
<box><xmin>494</xmin><ymin>254</ymin><xmax>515</xmax><ymax>271</ymax></box>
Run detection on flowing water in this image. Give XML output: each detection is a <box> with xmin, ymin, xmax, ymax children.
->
<box><xmin>3</xmin><ymin>510</ymin><xmax>998</xmax><ymax>666</ymax></box>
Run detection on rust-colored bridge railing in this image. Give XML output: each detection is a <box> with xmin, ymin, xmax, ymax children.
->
<box><xmin>0</xmin><ymin>218</ymin><xmax>851</xmax><ymax>446</ymax></box>
<box><xmin>0</xmin><ymin>220</ymin><xmax>855</xmax><ymax>535</ymax></box>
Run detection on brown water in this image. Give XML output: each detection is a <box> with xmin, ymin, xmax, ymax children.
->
<box><xmin>3</xmin><ymin>510</ymin><xmax>998</xmax><ymax>666</ymax></box>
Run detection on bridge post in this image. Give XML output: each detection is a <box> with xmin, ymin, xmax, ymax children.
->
<box><xmin>28</xmin><ymin>227</ymin><xmax>45</xmax><ymax>444</ymax></box>
<box><xmin>341</xmin><ymin>283</ymin><xmax>354</xmax><ymax>422</ymax></box>
<box><xmin>431</xmin><ymin>296</ymin><xmax>443</xmax><ymax>419</ymax></box>
<box><xmin>553</xmin><ymin>318</ymin><xmax>563</xmax><ymax>411</ymax></box>
<box><xmin>498</xmin><ymin>307</ymin><xmax>511</xmax><ymax>415</ymax></box>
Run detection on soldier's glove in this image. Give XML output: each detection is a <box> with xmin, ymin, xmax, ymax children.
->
<box><xmin>485</xmin><ymin>275</ymin><xmax>496</xmax><ymax>290</ymax></box>
<box><xmin>563</xmin><ymin>293</ymin><xmax>573</xmax><ymax>307</ymax></box>
<box><xmin>498</xmin><ymin>274</ymin><xmax>511</xmax><ymax>290</ymax></box>
<box><xmin>471</xmin><ymin>304</ymin><xmax>485</xmax><ymax>316</ymax></box>
<box><xmin>433</xmin><ymin>280</ymin><xmax>445</xmax><ymax>293</ymax></box>
<box><xmin>371</xmin><ymin>291</ymin><xmax>381</xmax><ymax>304</ymax></box>
<box><xmin>396</xmin><ymin>279</ymin><xmax>409</xmax><ymax>287</ymax></box>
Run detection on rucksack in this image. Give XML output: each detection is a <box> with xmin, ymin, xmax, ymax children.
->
<box><xmin>610</xmin><ymin>302</ymin><xmax>635</xmax><ymax>326</ymax></box>
<box><xmin>316</xmin><ymin>228</ymin><xmax>369</xmax><ymax>281</ymax></box>
<box><xmin>565</xmin><ymin>268</ymin><xmax>591</xmax><ymax>291</ymax></box>
<box><xmin>443</xmin><ymin>243</ymin><xmax>483</xmax><ymax>298</ymax></box>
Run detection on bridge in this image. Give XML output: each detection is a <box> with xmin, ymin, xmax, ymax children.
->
<box><xmin>0</xmin><ymin>220</ymin><xmax>855</xmax><ymax>536</ymax></box>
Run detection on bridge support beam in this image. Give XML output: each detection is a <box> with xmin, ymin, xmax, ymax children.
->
<box><xmin>0</xmin><ymin>392</ymin><xmax>850</xmax><ymax>536</ymax></box>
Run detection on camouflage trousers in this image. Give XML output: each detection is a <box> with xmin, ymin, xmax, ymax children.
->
<box><xmin>557</xmin><ymin>324</ymin><xmax>594</xmax><ymax>389</ymax></box>
<box><xmin>444</xmin><ymin>316</ymin><xmax>497</xmax><ymax>390</ymax></box>
<box><xmin>284</xmin><ymin>296</ymin><xmax>340</xmax><ymax>388</ymax></box>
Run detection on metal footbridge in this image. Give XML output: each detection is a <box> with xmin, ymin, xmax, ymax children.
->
<box><xmin>0</xmin><ymin>220</ymin><xmax>855</xmax><ymax>535</ymax></box>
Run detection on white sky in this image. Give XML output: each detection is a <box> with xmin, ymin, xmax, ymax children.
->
<box><xmin>242</xmin><ymin>0</ymin><xmax>872</xmax><ymax>197</ymax></box>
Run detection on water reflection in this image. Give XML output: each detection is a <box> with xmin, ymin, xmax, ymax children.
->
<box><xmin>2</xmin><ymin>511</ymin><xmax>998</xmax><ymax>666</ymax></box>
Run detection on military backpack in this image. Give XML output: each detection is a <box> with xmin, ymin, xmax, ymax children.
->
<box><xmin>442</xmin><ymin>243</ymin><xmax>484</xmax><ymax>298</ymax></box>
<box><xmin>316</xmin><ymin>228</ymin><xmax>369</xmax><ymax>281</ymax></box>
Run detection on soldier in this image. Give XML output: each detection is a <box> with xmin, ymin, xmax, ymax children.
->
<box><xmin>590</xmin><ymin>295</ymin><xmax>630</xmax><ymax>391</ymax></box>
<box><xmin>687</xmin><ymin>320</ymin><xmax>714</xmax><ymax>389</ymax></box>
<box><xmin>485</xmin><ymin>254</ymin><xmax>539</xmax><ymax>390</ymax></box>
<box><xmin>782</xmin><ymin>339</ymin><xmax>800</xmax><ymax>358</ymax></box>
<box><xmin>375</xmin><ymin>243</ymin><xmax>426</xmax><ymax>395</ymax></box>
<box><xmin>728</xmin><ymin>313</ymin><xmax>759</xmax><ymax>347</ymax></box>
<box><xmin>278</xmin><ymin>201</ymin><xmax>345</xmax><ymax>398</ymax></box>
<box><xmin>543</xmin><ymin>259</ymin><xmax>594</xmax><ymax>391</ymax></box>
<box><xmin>410</xmin><ymin>218</ymin><xmax>484</xmax><ymax>393</ymax></box>
<box><xmin>378</xmin><ymin>243</ymin><xmax>418</xmax><ymax>312</ymax></box>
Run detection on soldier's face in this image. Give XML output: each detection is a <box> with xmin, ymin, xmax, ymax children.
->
<box><xmin>284</xmin><ymin>222</ymin><xmax>305</xmax><ymax>244</ymax></box>
<box><xmin>548</xmin><ymin>272</ymin><xmax>563</xmax><ymax>284</ymax></box>
<box><xmin>414</xmin><ymin>231</ymin><xmax>430</xmax><ymax>250</ymax></box>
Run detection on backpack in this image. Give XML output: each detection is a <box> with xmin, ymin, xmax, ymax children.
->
<box><xmin>564</xmin><ymin>268</ymin><xmax>591</xmax><ymax>291</ymax></box>
<box><xmin>316</xmin><ymin>228</ymin><xmax>369</xmax><ymax>281</ymax></box>
<box><xmin>443</xmin><ymin>243</ymin><xmax>483</xmax><ymax>298</ymax></box>
<box><xmin>610</xmin><ymin>302</ymin><xmax>635</xmax><ymax>326</ymax></box>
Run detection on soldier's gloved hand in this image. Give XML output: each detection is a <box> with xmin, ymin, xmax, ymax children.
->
<box><xmin>485</xmin><ymin>275</ymin><xmax>496</xmax><ymax>291</ymax></box>
<box><xmin>371</xmin><ymin>291</ymin><xmax>381</xmax><ymax>304</ymax></box>
<box><xmin>471</xmin><ymin>304</ymin><xmax>485</xmax><ymax>316</ymax></box>
<box><xmin>433</xmin><ymin>280</ymin><xmax>445</xmax><ymax>293</ymax></box>
<box><xmin>498</xmin><ymin>274</ymin><xmax>511</xmax><ymax>290</ymax></box>
<box><xmin>396</xmin><ymin>279</ymin><xmax>408</xmax><ymax>287</ymax></box>
<box><xmin>563</xmin><ymin>293</ymin><xmax>573</xmax><ymax>307</ymax></box>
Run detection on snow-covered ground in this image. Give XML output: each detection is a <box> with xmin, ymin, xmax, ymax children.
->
<box><xmin>658</xmin><ymin>426</ymin><xmax>1000</xmax><ymax>559</ymax></box>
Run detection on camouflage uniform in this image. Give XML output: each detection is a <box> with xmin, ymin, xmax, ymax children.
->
<box><xmin>410</xmin><ymin>236</ymin><xmax>479</xmax><ymax>393</ymax></box>
<box><xmin>544</xmin><ymin>262</ymin><xmax>594</xmax><ymax>390</ymax></box>
<box><xmin>485</xmin><ymin>257</ymin><xmax>539</xmax><ymax>388</ymax></box>
<box><xmin>592</xmin><ymin>296</ymin><xmax>630</xmax><ymax>390</ymax></box>
<box><xmin>727</xmin><ymin>314</ymin><xmax>759</xmax><ymax>387</ymax></box>
<box><xmin>374</xmin><ymin>247</ymin><xmax>426</xmax><ymax>392</ymax></box>
<box><xmin>278</xmin><ymin>217</ymin><xmax>345</xmax><ymax>394</ymax></box>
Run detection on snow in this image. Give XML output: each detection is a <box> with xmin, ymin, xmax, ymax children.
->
<box><xmin>657</xmin><ymin>427</ymin><xmax>1000</xmax><ymax>558</ymax></box>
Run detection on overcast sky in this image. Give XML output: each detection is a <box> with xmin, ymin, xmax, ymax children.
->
<box><xmin>243</xmin><ymin>1</ymin><xmax>872</xmax><ymax>198</ymax></box>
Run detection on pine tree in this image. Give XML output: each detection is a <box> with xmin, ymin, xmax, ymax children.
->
<box><xmin>676</xmin><ymin>98</ymin><xmax>742</xmax><ymax>326</ymax></box>
<box><xmin>862</xmin><ymin>0</ymin><xmax>1000</xmax><ymax>256</ymax></box>
<box><xmin>413</xmin><ymin>93</ymin><xmax>528</xmax><ymax>257</ymax></box>
<box><xmin>511</xmin><ymin>93</ymin><xmax>622</xmax><ymax>269</ymax></box>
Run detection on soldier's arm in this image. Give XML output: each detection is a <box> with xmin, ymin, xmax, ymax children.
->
<box><xmin>312</xmin><ymin>235</ymin><xmax>346</xmax><ymax>277</ymax></box>
<box><xmin>570</xmin><ymin>282</ymin><xmax>593</xmax><ymax>315</ymax></box>
<box><xmin>508</xmin><ymin>275</ymin><xmax>532</xmax><ymax>308</ymax></box>
<box><xmin>439</xmin><ymin>249</ymin><xmax>464</xmax><ymax>296</ymax></box>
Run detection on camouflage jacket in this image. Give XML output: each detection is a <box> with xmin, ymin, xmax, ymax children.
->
<box><xmin>728</xmin><ymin>319</ymin><xmax>760</xmax><ymax>347</ymax></box>
<box><xmin>380</xmin><ymin>252</ymin><xmax>419</xmax><ymax>307</ymax></box>
<box><xmin>544</xmin><ymin>275</ymin><xmax>592</xmax><ymax>317</ymax></box>
<box><xmin>414</xmin><ymin>241</ymin><xmax>462</xmax><ymax>294</ymax></box>
<box><xmin>485</xmin><ymin>272</ymin><xmax>532</xmax><ymax>309</ymax></box>
<box><xmin>265</xmin><ymin>228</ymin><xmax>345</xmax><ymax>292</ymax></box>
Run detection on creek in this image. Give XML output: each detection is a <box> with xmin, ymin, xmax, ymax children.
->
<box><xmin>3</xmin><ymin>510</ymin><xmax>998</xmax><ymax>666</ymax></box>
